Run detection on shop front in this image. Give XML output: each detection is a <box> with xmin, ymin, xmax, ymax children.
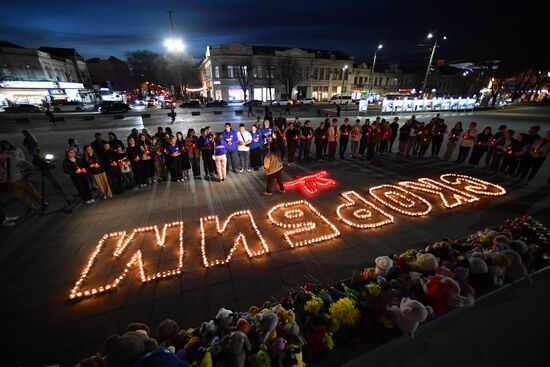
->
<box><xmin>0</xmin><ymin>80</ymin><xmax>92</xmax><ymax>107</ymax></box>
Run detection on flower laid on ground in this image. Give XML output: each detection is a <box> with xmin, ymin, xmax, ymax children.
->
<box><xmin>304</xmin><ymin>295</ymin><xmax>324</xmax><ymax>316</ymax></box>
<box><xmin>329</xmin><ymin>297</ymin><xmax>361</xmax><ymax>332</ymax></box>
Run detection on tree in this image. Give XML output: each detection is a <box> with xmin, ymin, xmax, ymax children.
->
<box><xmin>165</xmin><ymin>52</ymin><xmax>200</xmax><ymax>97</ymax></box>
<box><xmin>125</xmin><ymin>50</ymin><xmax>162</xmax><ymax>83</ymax></box>
<box><xmin>276</xmin><ymin>57</ymin><xmax>303</xmax><ymax>99</ymax></box>
<box><xmin>260</xmin><ymin>58</ymin><xmax>275</xmax><ymax>103</ymax></box>
<box><xmin>234</xmin><ymin>57</ymin><xmax>254</xmax><ymax>102</ymax></box>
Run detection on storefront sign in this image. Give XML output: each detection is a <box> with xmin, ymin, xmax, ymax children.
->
<box><xmin>69</xmin><ymin>173</ymin><xmax>506</xmax><ymax>301</ymax></box>
<box><xmin>48</xmin><ymin>88</ymin><xmax>66</xmax><ymax>95</ymax></box>
<box><xmin>0</xmin><ymin>80</ymin><xmax>57</xmax><ymax>89</ymax></box>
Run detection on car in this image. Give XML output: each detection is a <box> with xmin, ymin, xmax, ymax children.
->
<box><xmin>273</xmin><ymin>99</ymin><xmax>292</xmax><ymax>106</ymax></box>
<box><xmin>328</xmin><ymin>95</ymin><xmax>353</xmax><ymax>105</ymax></box>
<box><xmin>298</xmin><ymin>98</ymin><xmax>315</xmax><ymax>105</ymax></box>
<box><xmin>4</xmin><ymin>104</ymin><xmax>43</xmax><ymax>113</ymax></box>
<box><xmin>146</xmin><ymin>100</ymin><xmax>159</xmax><ymax>108</ymax></box>
<box><xmin>95</xmin><ymin>101</ymin><xmax>114</xmax><ymax>112</ymax></box>
<box><xmin>161</xmin><ymin>100</ymin><xmax>177</xmax><ymax>109</ymax></box>
<box><xmin>101</xmin><ymin>102</ymin><xmax>132</xmax><ymax>113</ymax></box>
<box><xmin>205</xmin><ymin>100</ymin><xmax>228</xmax><ymax>108</ymax></box>
<box><xmin>242</xmin><ymin>100</ymin><xmax>263</xmax><ymax>107</ymax></box>
<box><xmin>53</xmin><ymin>101</ymin><xmax>87</xmax><ymax>112</ymax></box>
<box><xmin>180</xmin><ymin>100</ymin><xmax>202</xmax><ymax>108</ymax></box>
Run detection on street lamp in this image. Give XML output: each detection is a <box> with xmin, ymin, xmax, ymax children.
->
<box><xmin>164</xmin><ymin>38</ymin><xmax>185</xmax><ymax>52</ymax></box>
<box><xmin>340</xmin><ymin>64</ymin><xmax>348</xmax><ymax>104</ymax></box>
<box><xmin>420</xmin><ymin>32</ymin><xmax>447</xmax><ymax>96</ymax></box>
<box><xmin>366</xmin><ymin>43</ymin><xmax>383</xmax><ymax>102</ymax></box>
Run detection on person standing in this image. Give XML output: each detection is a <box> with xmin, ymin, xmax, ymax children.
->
<box><xmin>0</xmin><ymin>150</ymin><xmax>45</xmax><ymax>210</ymax></box>
<box><xmin>198</xmin><ymin>128</ymin><xmax>215</xmax><ymax>180</ymax></box>
<box><xmin>67</xmin><ymin>138</ymin><xmax>83</xmax><ymax>157</ymax></box>
<box><xmin>222</xmin><ymin>123</ymin><xmax>239</xmax><ymax>174</ymax></box>
<box><xmin>328</xmin><ymin>118</ymin><xmax>339</xmax><ymax>160</ymax></box>
<box><xmin>350</xmin><ymin>119</ymin><xmax>361</xmax><ymax>158</ymax></box>
<box><xmin>388</xmin><ymin>117</ymin><xmax>399</xmax><ymax>153</ymax></box>
<box><xmin>45</xmin><ymin>107</ymin><xmax>55</xmax><ymax>123</ymax></box>
<box><xmin>237</xmin><ymin>124</ymin><xmax>252</xmax><ymax>172</ymax></box>
<box><xmin>404</xmin><ymin>121</ymin><xmax>418</xmax><ymax>157</ymax></box>
<box><xmin>417</xmin><ymin>127</ymin><xmax>432</xmax><ymax>159</ymax></box>
<box><xmin>84</xmin><ymin>145</ymin><xmax>112</xmax><ymax>198</ymax></box>
<box><xmin>286</xmin><ymin>122</ymin><xmax>300</xmax><ymax>166</ymax></box>
<box><xmin>489</xmin><ymin>129</ymin><xmax>514</xmax><ymax>173</ymax></box>
<box><xmin>299</xmin><ymin>120</ymin><xmax>314</xmax><ymax>162</ymax></box>
<box><xmin>259</xmin><ymin>119</ymin><xmax>274</xmax><ymax>160</ymax></box>
<box><xmin>430</xmin><ymin>119</ymin><xmax>447</xmax><ymax>157</ymax></box>
<box><xmin>249</xmin><ymin>124</ymin><xmax>262</xmax><ymax>171</ymax></box>
<box><xmin>90</xmin><ymin>133</ymin><xmax>105</xmax><ymax>158</ymax></box>
<box><xmin>469</xmin><ymin>127</ymin><xmax>493</xmax><ymax>166</ymax></box>
<box><xmin>127</xmin><ymin>137</ymin><xmax>147</xmax><ymax>188</ymax></box>
<box><xmin>274</xmin><ymin>121</ymin><xmax>287</xmax><ymax>161</ymax></box>
<box><xmin>101</xmin><ymin>142</ymin><xmax>123</xmax><ymax>194</ymax></box>
<box><xmin>517</xmin><ymin>131</ymin><xmax>550</xmax><ymax>181</ymax></box>
<box><xmin>213</xmin><ymin>133</ymin><xmax>229</xmax><ymax>181</ymax></box>
<box><xmin>284</xmin><ymin>102</ymin><xmax>291</xmax><ymax>116</ymax></box>
<box><xmin>63</xmin><ymin>148</ymin><xmax>93</xmax><ymax>204</ymax></box>
<box><xmin>314</xmin><ymin>121</ymin><xmax>326</xmax><ymax>161</ymax></box>
<box><xmin>263</xmin><ymin>142</ymin><xmax>285</xmax><ymax>196</ymax></box>
<box><xmin>359</xmin><ymin>119</ymin><xmax>371</xmax><ymax>156</ymax></box>
<box><xmin>397</xmin><ymin>120</ymin><xmax>411</xmax><ymax>155</ymax></box>
<box><xmin>166</xmin><ymin>137</ymin><xmax>183</xmax><ymax>182</ymax></box>
<box><xmin>366</xmin><ymin>120</ymin><xmax>380</xmax><ymax>162</ymax></box>
<box><xmin>378</xmin><ymin>121</ymin><xmax>392</xmax><ymax>154</ymax></box>
<box><xmin>247</xmin><ymin>103</ymin><xmax>254</xmax><ymax>117</ymax></box>
<box><xmin>150</xmin><ymin>136</ymin><xmax>167</xmax><ymax>182</ymax></box>
<box><xmin>137</xmin><ymin>134</ymin><xmax>155</xmax><ymax>183</ymax></box>
<box><xmin>108</xmin><ymin>132</ymin><xmax>125</xmax><ymax>151</ymax></box>
<box><xmin>339</xmin><ymin>118</ymin><xmax>352</xmax><ymax>159</ymax></box>
<box><xmin>500</xmin><ymin>133</ymin><xmax>529</xmax><ymax>175</ymax></box>
<box><xmin>442</xmin><ymin>122</ymin><xmax>463</xmax><ymax>160</ymax></box>
<box><xmin>114</xmin><ymin>145</ymin><xmax>134</xmax><ymax>190</ymax></box>
<box><xmin>186</xmin><ymin>129</ymin><xmax>201</xmax><ymax>179</ymax></box>
<box><xmin>176</xmin><ymin>131</ymin><xmax>191</xmax><ymax>180</ymax></box>
<box><xmin>485</xmin><ymin>125</ymin><xmax>507</xmax><ymax>167</ymax></box>
<box><xmin>456</xmin><ymin>122</ymin><xmax>478</xmax><ymax>163</ymax></box>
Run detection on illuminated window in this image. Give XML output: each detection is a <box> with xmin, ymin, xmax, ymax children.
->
<box><xmin>227</xmin><ymin>65</ymin><xmax>234</xmax><ymax>78</ymax></box>
<box><xmin>214</xmin><ymin>65</ymin><xmax>220</xmax><ymax>78</ymax></box>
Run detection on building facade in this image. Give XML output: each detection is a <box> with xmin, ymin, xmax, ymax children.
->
<box><xmin>200</xmin><ymin>43</ymin><xmax>355</xmax><ymax>102</ymax></box>
<box><xmin>86</xmin><ymin>56</ymin><xmax>131</xmax><ymax>92</ymax></box>
<box><xmin>0</xmin><ymin>41</ymin><xmax>95</xmax><ymax>106</ymax></box>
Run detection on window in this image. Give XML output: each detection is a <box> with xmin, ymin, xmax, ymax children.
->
<box><xmin>257</xmin><ymin>65</ymin><xmax>263</xmax><ymax>78</ymax></box>
<box><xmin>359</xmin><ymin>77</ymin><xmax>363</xmax><ymax>85</ymax></box>
<box><xmin>353</xmin><ymin>76</ymin><xmax>358</xmax><ymax>85</ymax></box>
<box><xmin>214</xmin><ymin>65</ymin><xmax>220</xmax><ymax>78</ymax></box>
<box><xmin>304</xmin><ymin>67</ymin><xmax>309</xmax><ymax>79</ymax></box>
<box><xmin>242</xmin><ymin>65</ymin><xmax>248</xmax><ymax>77</ymax></box>
<box><xmin>227</xmin><ymin>65</ymin><xmax>234</xmax><ymax>78</ymax></box>
<box><xmin>319</xmin><ymin>68</ymin><xmax>324</xmax><ymax>80</ymax></box>
<box><xmin>313</xmin><ymin>68</ymin><xmax>318</xmax><ymax>79</ymax></box>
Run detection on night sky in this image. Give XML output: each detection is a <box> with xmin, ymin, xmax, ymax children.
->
<box><xmin>1</xmin><ymin>0</ymin><xmax>547</xmax><ymax>66</ymax></box>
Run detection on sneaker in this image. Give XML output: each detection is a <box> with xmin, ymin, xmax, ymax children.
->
<box><xmin>232</xmin><ymin>170</ymin><xmax>238</xmax><ymax>174</ymax></box>
<box><xmin>85</xmin><ymin>200</ymin><xmax>92</xmax><ymax>205</ymax></box>
<box><xmin>90</xmin><ymin>199</ymin><xmax>95</xmax><ymax>203</ymax></box>
<box><xmin>246</xmin><ymin>169</ymin><xmax>251</xmax><ymax>172</ymax></box>
<box><xmin>221</xmin><ymin>178</ymin><xmax>225</xmax><ymax>182</ymax></box>
<box><xmin>239</xmin><ymin>169</ymin><xmax>244</xmax><ymax>173</ymax></box>
<box><xmin>262</xmin><ymin>191</ymin><xmax>272</xmax><ymax>196</ymax></box>
<box><xmin>103</xmin><ymin>196</ymin><xmax>108</xmax><ymax>199</ymax></box>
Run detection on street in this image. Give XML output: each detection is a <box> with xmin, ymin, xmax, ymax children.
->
<box><xmin>0</xmin><ymin>106</ymin><xmax>549</xmax><ymax>366</ymax></box>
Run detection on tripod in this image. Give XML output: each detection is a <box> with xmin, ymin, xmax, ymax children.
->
<box><xmin>39</xmin><ymin>167</ymin><xmax>72</xmax><ymax>216</ymax></box>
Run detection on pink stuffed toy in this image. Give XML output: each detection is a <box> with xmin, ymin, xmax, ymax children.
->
<box><xmin>388</xmin><ymin>297</ymin><xmax>433</xmax><ymax>337</ymax></box>
<box><xmin>421</xmin><ymin>275</ymin><xmax>474</xmax><ymax>315</ymax></box>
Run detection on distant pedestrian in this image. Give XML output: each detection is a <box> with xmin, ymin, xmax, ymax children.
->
<box><xmin>336</xmin><ymin>104</ymin><xmax>341</xmax><ymax>117</ymax></box>
<box><xmin>247</xmin><ymin>103</ymin><xmax>254</xmax><ymax>117</ymax></box>
<box><xmin>170</xmin><ymin>106</ymin><xmax>176</xmax><ymax>123</ymax></box>
<box><xmin>388</xmin><ymin>117</ymin><xmax>399</xmax><ymax>152</ymax></box>
<box><xmin>45</xmin><ymin>108</ymin><xmax>55</xmax><ymax>123</ymax></box>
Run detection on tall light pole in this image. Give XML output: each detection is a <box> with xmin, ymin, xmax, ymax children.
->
<box><xmin>340</xmin><ymin>64</ymin><xmax>348</xmax><ymax>104</ymax></box>
<box><xmin>366</xmin><ymin>44</ymin><xmax>383</xmax><ymax>102</ymax></box>
<box><xmin>164</xmin><ymin>10</ymin><xmax>184</xmax><ymax>52</ymax></box>
<box><xmin>421</xmin><ymin>33</ymin><xmax>447</xmax><ymax>96</ymax></box>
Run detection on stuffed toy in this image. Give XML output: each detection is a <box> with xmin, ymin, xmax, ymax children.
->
<box><xmin>277</xmin><ymin>308</ymin><xmax>295</xmax><ymax>325</ymax></box>
<box><xmin>435</xmin><ymin>267</ymin><xmax>474</xmax><ymax>297</ymax></box>
<box><xmin>410</xmin><ymin>253</ymin><xmax>439</xmax><ymax>273</ymax></box>
<box><xmin>78</xmin><ymin>352</ymin><xmax>104</xmax><ymax>367</ymax></box>
<box><xmin>360</xmin><ymin>266</ymin><xmax>377</xmax><ymax>282</ymax></box>
<box><xmin>502</xmin><ymin>249</ymin><xmax>529</xmax><ymax>281</ymax></box>
<box><xmin>133</xmin><ymin>348</ymin><xmax>191</xmax><ymax>367</ymax></box>
<box><xmin>421</xmin><ymin>275</ymin><xmax>474</xmax><ymax>315</ymax></box>
<box><xmin>194</xmin><ymin>346</ymin><xmax>213</xmax><ymax>367</ymax></box>
<box><xmin>270</xmin><ymin>337</ymin><xmax>287</xmax><ymax>358</ymax></box>
<box><xmin>278</xmin><ymin>344</ymin><xmax>306</xmax><ymax>367</ymax></box>
<box><xmin>199</xmin><ymin>320</ymin><xmax>218</xmax><ymax>345</ymax></box>
<box><xmin>387</xmin><ymin>297</ymin><xmax>433</xmax><ymax>337</ymax></box>
<box><xmin>221</xmin><ymin>331</ymin><xmax>251</xmax><ymax>367</ymax></box>
<box><xmin>509</xmin><ymin>240</ymin><xmax>534</xmax><ymax>269</ymax></box>
<box><xmin>157</xmin><ymin>319</ymin><xmax>179</xmax><ymax>347</ymax></box>
<box><xmin>216</xmin><ymin>308</ymin><xmax>235</xmax><ymax>330</ymax></box>
<box><xmin>282</xmin><ymin>322</ymin><xmax>306</xmax><ymax>347</ymax></box>
<box><xmin>253</xmin><ymin>344</ymin><xmax>271</xmax><ymax>367</ymax></box>
<box><xmin>374</xmin><ymin>256</ymin><xmax>393</xmax><ymax>277</ymax></box>
<box><xmin>236</xmin><ymin>318</ymin><xmax>251</xmax><ymax>334</ymax></box>
<box><xmin>256</xmin><ymin>307</ymin><xmax>280</xmax><ymax>344</ymax></box>
<box><xmin>125</xmin><ymin>322</ymin><xmax>151</xmax><ymax>336</ymax></box>
<box><xmin>104</xmin><ymin>331</ymin><xmax>159</xmax><ymax>367</ymax></box>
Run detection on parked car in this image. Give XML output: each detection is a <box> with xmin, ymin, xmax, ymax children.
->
<box><xmin>243</xmin><ymin>99</ymin><xmax>263</xmax><ymax>107</ymax></box>
<box><xmin>101</xmin><ymin>102</ymin><xmax>132</xmax><ymax>113</ymax></box>
<box><xmin>272</xmin><ymin>99</ymin><xmax>292</xmax><ymax>106</ymax></box>
<box><xmin>146</xmin><ymin>100</ymin><xmax>159</xmax><ymax>108</ymax></box>
<box><xmin>328</xmin><ymin>95</ymin><xmax>353</xmax><ymax>105</ymax></box>
<box><xmin>4</xmin><ymin>104</ymin><xmax>43</xmax><ymax>113</ymax></box>
<box><xmin>298</xmin><ymin>98</ymin><xmax>315</xmax><ymax>105</ymax></box>
<box><xmin>161</xmin><ymin>100</ymin><xmax>177</xmax><ymax>109</ymax></box>
<box><xmin>205</xmin><ymin>100</ymin><xmax>228</xmax><ymax>108</ymax></box>
<box><xmin>53</xmin><ymin>101</ymin><xmax>86</xmax><ymax>112</ymax></box>
<box><xmin>95</xmin><ymin>101</ymin><xmax>114</xmax><ymax>112</ymax></box>
<box><xmin>180</xmin><ymin>100</ymin><xmax>202</xmax><ymax>108</ymax></box>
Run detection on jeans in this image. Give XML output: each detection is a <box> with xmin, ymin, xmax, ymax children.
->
<box><xmin>238</xmin><ymin>150</ymin><xmax>250</xmax><ymax>170</ymax></box>
<box><xmin>266</xmin><ymin>170</ymin><xmax>284</xmax><ymax>193</ymax></box>
<box><xmin>298</xmin><ymin>141</ymin><xmax>310</xmax><ymax>162</ymax></box>
<box><xmin>288</xmin><ymin>141</ymin><xmax>298</xmax><ymax>163</ymax></box>
<box><xmin>226</xmin><ymin>149</ymin><xmax>239</xmax><ymax>172</ymax></box>
<box><xmin>431</xmin><ymin>137</ymin><xmax>443</xmax><ymax>157</ymax></box>
<box><xmin>339</xmin><ymin>136</ymin><xmax>349</xmax><ymax>158</ymax></box>
<box><xmin>315</xmin><ymin>142</ymin><xmax>323</xmax><ymax>160</ymax></box>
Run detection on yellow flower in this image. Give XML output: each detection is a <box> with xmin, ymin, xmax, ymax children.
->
<box><xmin>304</xmin><ymin>296</ymin><xmax>324</xmax><ymax>316</ymax></box>
<box><xmin>328</xmin><ymin>298</ymin><xmax>361</xmax><ymax>333</ymax></box>
<box><xmin>366</xmin><ymin>283</ymin><xmax>381</xmax><ymax>297</ymax></box>
<box><xmin>323</xmin><ymin>332</ymin><xmax>334</xmax><ymax>350</ymax></box>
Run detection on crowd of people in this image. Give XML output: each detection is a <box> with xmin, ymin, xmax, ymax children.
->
<box><xmin>0</xmin><ymin>113</ymin><xmax>549</xmax><ymax>221</ymax></box>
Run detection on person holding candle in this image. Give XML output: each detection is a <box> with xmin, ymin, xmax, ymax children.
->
<box><xmin>378</xmin><ymin>120</ymin><xmax>392</xmax><ymax>155</ymax></box>
<box><xmin>442</xmin><ymin>121</ymin><xmax>463</xmax><ymax>160</ymax></box>
<box><xmin>417</xmin><ymin>126</ymin><xmax>432</xmax><ymax>159</ymax></box>
<box><xmin>63</xmin><ymin>147</ymin><xmax>93</xmax><ymax>204</ymax></box>
<box><xmin>339</xmin><ymin>118</ymin><xmax>352</xmax><ymax>159</ymax></box>
<box><xmin>323</xmin><ymin>117</ymin><xmax>330</xmax><ymax>156</ymax></box>
<box><xmin>314</xmin><ymin>121</ymin><xmax>326</xmax><ymax>161</ymax></box>
<box><xmin>138</xmin><ymin>133</ymin><xmax>155</xmax><ymax>184</ymax></box>
<box><xmin>166</xmin><ymin>136</ymin><xmax>184</xmax><ymax>182</ymax></box>
<box><xmin>350</xmin><ymin>119</ymin><xmax>361</xmax><ymax>158</ymax></box>
<box><xmin>214</xmin><ymin>133</ymin><xmax>229</xmax><ymax>181</ymax></box>
<box><xmin>101</xmin><ymin>142</ymin><xmax>123</xmax><ymax>194</ymax></box>
<box><xmin>237</xmin><ymin>124</ymin><xmax>252</xmax><ymax>172</ymax></box>
<box><xmin>469</xmin><ymin>127</ymin><xmax>493</xmax><ymax>166</ymax></box>
<box><xmin>274</xmin><ymin>121</ymin><xmax>286</xmax><ymax>161</ymax></box>
<box><xmin>176</xmin><ymin>131</ymin><xmax>191</xmax><ymax>180</ymax></box>
<box><xmin>259</xmin><ymin>119</ymin><xmax>274</xmax><ymax>160</ymax></box>
<box><xmin>388</xmin><ymin>117</ymin><xmax>400</xmax><ymax>153</ymax></box>
<box><xmin>358</xmin><ymin>119</ymin><xmax>371</xmax><ymax>156</ymax></box>
<box><xmin>186</xmin><ymin>129</ymin><xmax>201</xmax><ymax>179</ymax></box>
<box><xmin>222</xmin><ymin>123</ymin><xmax>239</xmax><ymax>174</ymax></box>
<box><xmin>114</xmin><ymin>145</ymin><xmax>134</xmax><ymax>190</ymax></box>
<box><xmin>150</xmin><ymin>137</ymin><xmax>167</xmax><ymax>182</ymax></box>
<box><xmin>263</xmin><ymin>142</ymin><xmax>285</xmax><ymax>196</ymax></box>
<box><xmin>517</xmin><ymin>130</ymin><xmax>550</xmax><ymax>181</ymax></box>
<box><xmin>485</xmin><ymin>125</ymin><xmax>507</xmax><ymax>167</ymax></box>
<box><xmin>127</xmin><ymin>137</ymin><xmax>147</xmax><ymax>188</ymax></box>
<box><xmin>499</xmin><ymin>133</ymin><xmax>529</xmax><ymax>175</ymax></box>
<box><xmin>404</xmin><ymin>120</ymin><xmax>418</xmax><ymax>157</ymax></box>
<box><xmin>249</xmin><ymin>124</ymin><xmax>262</xmax><ymax>171</ymax></box>
<box><xmin>456</xmin><ymin>122</ymin><xmax>478</xmax><ymax>164</ymax></box>
<box><xmin>84</xmin><ymin>145</ymin><xmax>112</xmax><ymax>199</ymax></box>
<box><xmin>430</xmin><ymin>118</ymin><xmax>447</xmax><ymax>157</ymax></box>
<box><xmin>397</xmin><ymin>119</ymin><xmax>411</xmax><ymax>155</ymax></box>
<box><xmin>488</xmin><ymin>129</ymin><xmax>514</xmax><ymax>173</ymax></box>
<box><xmin>285</xmin><ymin>122</ymin><xmax>300</xmax><ymax>166</ymax></box>
<box><xmin>108</xmin><ymin>132</ymin><xmax>125</xmax><ymax>151</ymax></box>
<box><xmin>366</xmin><ymin>120</ymin><xmax>380</xmax><ymax>162</ymax></box>
<box><xmin>327</xmin><ymin>118</ymin><xmax>339</xmax><ymax>160</ymax></box>
<box><xmin>298</xmin><ymin>120</ymin><xmax>314</xmax><ymax>162</ymax></box>
<box><xmin>198</xmin><ymin>128</ymin><xmax>216</xmax><ymax>180</ymax></box>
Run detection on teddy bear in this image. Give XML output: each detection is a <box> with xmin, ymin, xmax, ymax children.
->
<box><xmin>199</xmin><ymin>320</ymin><xmax>218</xmax><ymax>345</ymax></box>
<box><xmin>216</xmin><ymin>307</ymin><xmax>235</xmax><ymax>331</ymax></box>
<box><xmin>270</xmin><ymin>337</ymin><xmax>287</xmax><ymax>358</ymax></box>
<box><xmin>256</xmin><ymin>306</ymin><xmax>280</xmax><ymax>344</ymax></box>
<box><xmin>221</xmin><ymin>331</ymin><xmax>251</xmax><ymax>367</ymax></box>
<box><xmin>467</xmin><ymin>255</ymin><xmax>493</xmax><ymax>289</ymax></box>
<box><xmin>236</xmin><ymin>318</ymin><xmax>251</xmax><ymax>334</ymax></box>
<box><xmin>410</xmin><ymin>253</ymin><xmax>439</xmax><ymax>273</ymax></box>
<box><xmin>125</xmin><ymin>322</ymin><xmax>151</xmax><ymax>336</ymax></box>
<box><xmin>78</xmin><ymin>352</ymin><xmax>104</xmax><ymax>367</ymax></box>
<box><xmin>435</xmin><ymin>267</ymin><xmax>474</xmax><ymax>298</ymax></box>
<box><xmin>282</xmin><ymin>322</ymin><xmax>306</xmax><ymax>347</ymax></box>
<box><xmin>387</xmin><ymin>297</ymin><xmax>433</xmax><ymax>337</ymax></box>
<box><xmin>421</xmin><ymin>275</ymin><xmax>474</xmax><ymax>315</ymax></box>
<box><xmin>104</xmin><ymin>330</ymin><xmax>159</xmax><ymax>367</ymax></box>
<box><xmin>194</xmin><ymin>346</ymin><xmax>213</xmax><ymax>367</ymax></box>
<box><xmin>374</xmin><ymin>256</ymin><xmax>393</xmax><ymax>277</ymax></box>
<box><xmin>157</xmin><ymin>319</ymin><xmax>179</xmax><ymax>348</ymax></box>
<box><xmin>252</xmin><ymin>344</ymin><xmax>271</xmax><ymax>367</ymax></box>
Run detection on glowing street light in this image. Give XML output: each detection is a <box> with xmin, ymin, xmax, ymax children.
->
<box><xmin>164</xmin><ymin>38</ymin><xmax>185</xmax><ymax>52</ymax></box>
<box><xmin>421</xmin><ymin>32</ymin><xmax>447</xmax><ymax>95</ymax></box>
<box><xmin>366</xmin><ymin>43</ymin><xmax>383</xmax><ymax>101</ymax></box>
<box><xmin>340</xmin><ymin>65</ymin><xmax>349</xmax><ymax>102</ymax></box>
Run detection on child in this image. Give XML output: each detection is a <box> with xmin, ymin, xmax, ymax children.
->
<box><xmin>263</xmin><ymin>143</ymin><xmax>285</xmax><ymax>196</ymax></box>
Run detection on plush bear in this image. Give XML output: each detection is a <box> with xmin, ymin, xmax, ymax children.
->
<box><xmin>78</xmin><ymin>352</ymin><xmax>104</xmax><ymax>367</ymax></box>
<box><xmin>104</xmin><ymin>331</ymin><xmax>159</xmax><ymax>367</ymax></box>
<box><xmin>467</xmin><ymin>255</ymin><xmax>493</xmax><ymax>289</ymax></box>
<box><xmin>195</xmin><ymin>346</ymin><xmax>213</xmax><ymax>367</ymax></box>
<box><xmin>132</xmin><ymin>348</ymin><xmax>191</xmax><ymax>367</ymax></box>
<box><xmin>387</xmin><ymin>297</ymin><xmax>432</xmax><ymax>337</ymax></box>
<box><xmin>270</xmin><ymin>337</ymin><xmax>287</xmax><ymax>358</ymax></box>
<box><xmin>374</xmin><ymin>256</ymin><xmax>393</xmax><ymax>277</ymax></box>
<box><xmin>256</xmin><ymin>306</ymin><xmax>280</xmax><ymax>344</ymax></box>
<box><xmin>421</xmin><ymin>275</ymin><xmax>474</xmax><ymax>315</ymax></box>
<box><xmin>221</xmin><ymin>331</ymin><xmax>251</xmax><ymax>367</ymax></box>
<box><xmin>253</xmin><ymin>344</ymin><xmax>271</xmax><ymax>367</ymax></box>
<box><xmin>199</xmin><ymin>320</ymin><xmax>218</xmax><ymax>345</ymax></box>
<box><xmin>502</xmin><ymin>249</ymin><xmax>529</xmax><ymax>281</ymax></box>
<box><xmin>435</xmin><ymin>267</ymin><xmax>474</xmax><ymax>297</ymax></box>
<box><xmin>283</xmin><ymin>321</ymin><xmax>306</xmax><ymax>347</ymax></box>
<box><xmin>410</xmin><ymin>253</ymin><xmax>439</xmax><ymax>273</ymax></box>
<box><xmin>216</xmin><ymin>308</ymin><xmax>235</xmax><ymax>330</ymax></box>
<box><xmin>236</xmin><ymin>318</ymin><xmax>251</xmax><ymax>334</ymax></box>
<box><xmin>157</xmin><ymin>319</ymin><xmax>179</xmax><ymax>347</ymax></box>
<box><xmin>125</xmin><ymin>322</ymin><xmax>151</xmax><ymax>336</ymax></box>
